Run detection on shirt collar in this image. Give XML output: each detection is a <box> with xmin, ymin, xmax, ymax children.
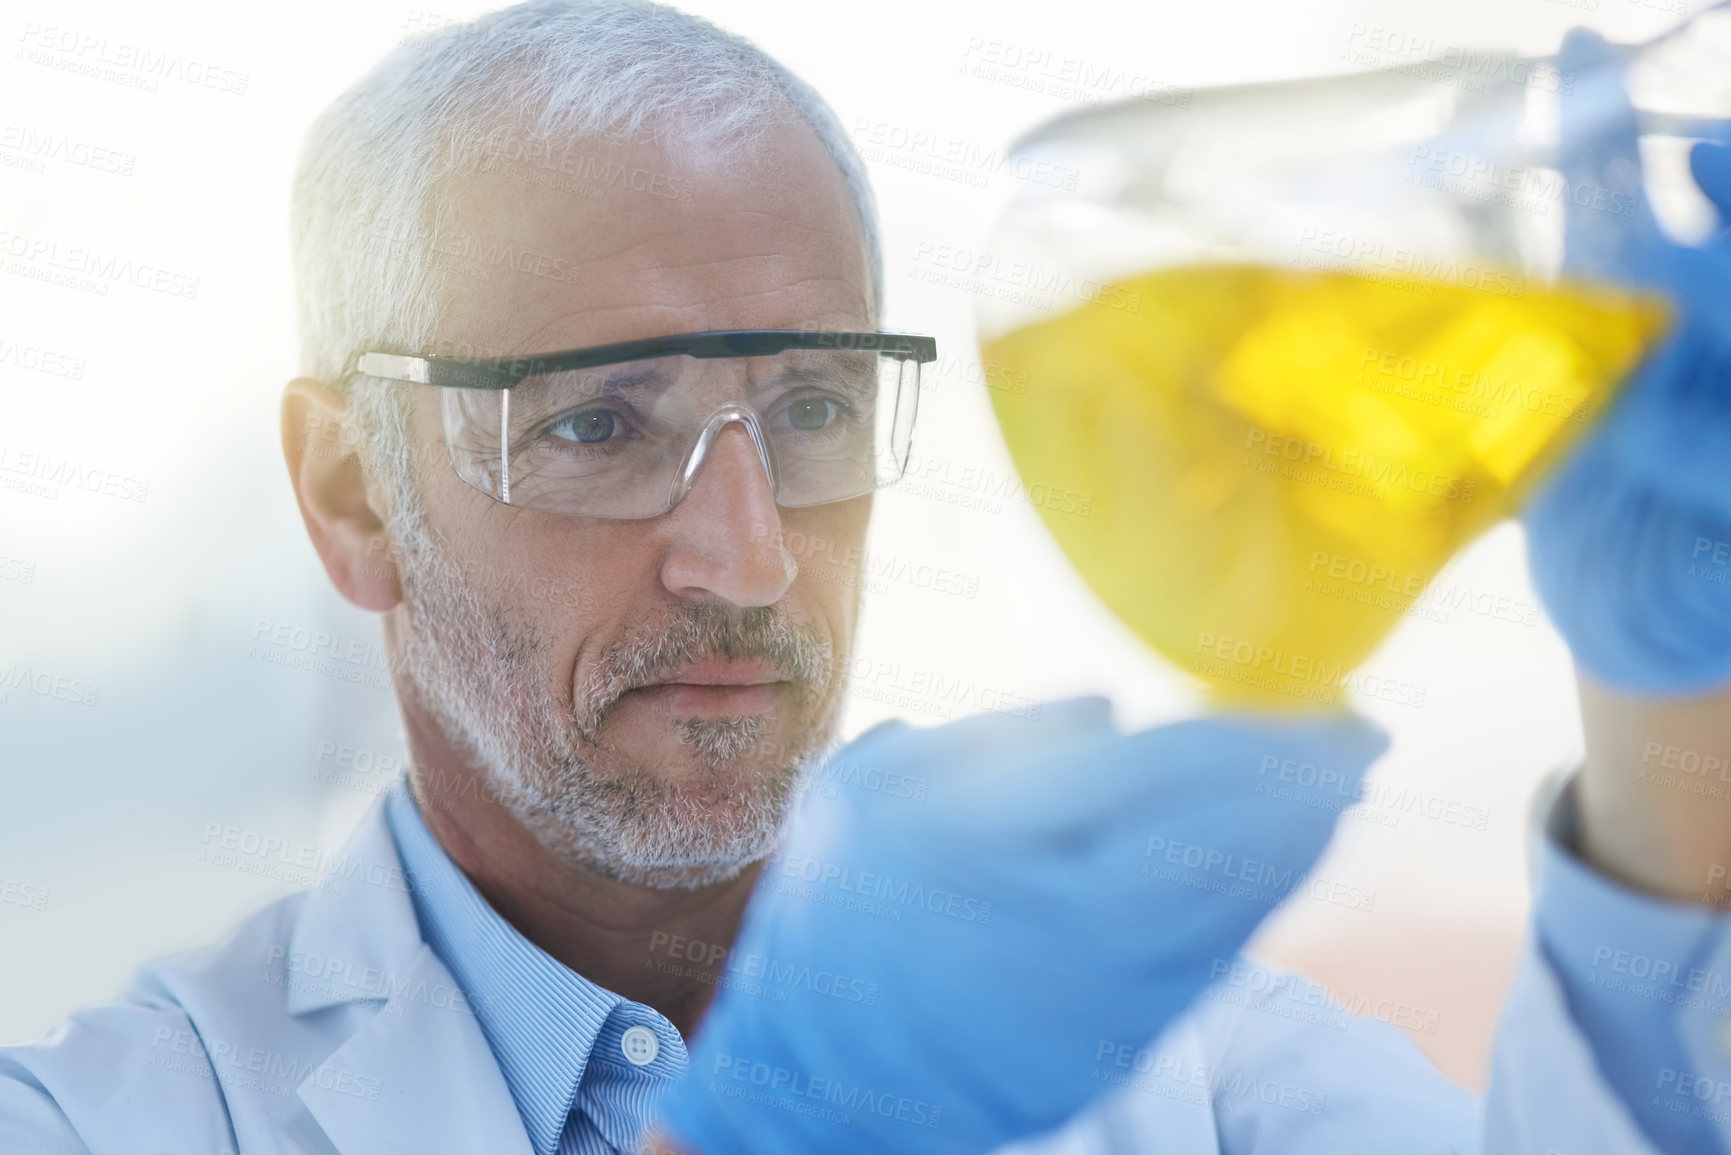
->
<box><xmin>384</xmin><ymin>780</ymin><xmax>686</xmax><ymax>1155</ymax></box>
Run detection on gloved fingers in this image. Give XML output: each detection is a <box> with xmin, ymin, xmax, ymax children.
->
<box><xmin>1526</xmin><ymin>439</ymin><xmax>1731</xmax><ymax>693</ymax></box>
<box><xmin>827</xmin><ymin>695</ymin><xmax>1115</xmax><ymax>784</ymax></box>
<box><xmin>900</xmin><ymin>710</ymin><xmax>1389</xmax><ymax>850</ymax></box>
<box><xmin>775</xmin><ymin>696</ymin><xmax>1123</xmax><ymax>877</ymax></box>
<box><xmin>1081</xmin><ymin>710</ymin><xmax>1385</xmax><ymax>837</ymax></box>
<box><xmin>1611</xmin><ymin>502</ymin><xmax>1731</xmax><ymax>693</ymax></box>
<box><xmin>679</xmin><ymin>715</ymin><xmax>1394</xmax><ymax>1154</ymax></box>
<box><xmin>776</xmin><ymin>711</ymin><xmax>1388</xmax><ymax>976</ymax></box>
<box><xmin>1678</xmin><ymin>144</ymin><xmax>1731</xmax><ymax>339</ymax></box>
<box><xmin>1061</xmin><ymin>714</ymin><xmax>1388</xmax><ymax>930</ymax></box>
<box><xmin>1598</xmin><ymin>324</ymin><xmax>1731</xmax><ymax>493</ymax></box>
<box><xmin>1650</xmin><ymin>243</ymin><xmax>1731</xmax><ymax>355</ymax></box>
<box><xmin>1690</xmin><ymin>142</ymin><xmax>1731</xmax><ymax>226</ymax></box>
<box><xmin>1556</xmin><ymin>28</ymin><xmax>1663</xmax><ymax>286</ymax></box>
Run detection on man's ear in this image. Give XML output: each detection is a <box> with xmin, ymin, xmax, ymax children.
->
<box><xmin>281</xmin><ymin>378</ymin><xmax>402</xmax><ymax>612</ymax></box>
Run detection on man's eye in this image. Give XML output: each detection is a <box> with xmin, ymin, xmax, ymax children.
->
<box><xmin>785</xmin><ymin>395</ymin><xmax>848</xmax><ymax>431</ymax></box>
<box><xmin>549</xmin><ymin>407</ymin><xmax>623</xmax><ymax>444</ymax></box>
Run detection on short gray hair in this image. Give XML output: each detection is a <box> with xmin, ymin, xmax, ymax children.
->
<box><xmin>290</xmin><ymin>0</ymin><xmax>880</xmax><ymax>488</ymax></box>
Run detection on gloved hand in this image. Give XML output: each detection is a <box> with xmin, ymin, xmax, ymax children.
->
<box><xmin>1523</xmin><ymin>28</ymin><xmax>1731</xmax><ymax>693</ymax></box>
<box><xmin>656</xmin><ymin>698</ymin><xmax>1388</xmax><ymax>1155</ymax></box>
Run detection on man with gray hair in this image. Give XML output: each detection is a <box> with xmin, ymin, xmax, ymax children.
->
<box><xmin>3</xmin><ymin>4</ymin><xmax>919</xmax><ymax>1149</ymax></box>
<box><xmin>5</xmin><ymin>3</ymin><xmax>1731</xmax><ymax>1154</ymax></box>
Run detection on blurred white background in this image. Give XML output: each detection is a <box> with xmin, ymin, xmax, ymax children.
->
<box><xmin>0</xmin><ymin>0</ymin><xmax>1696</xmax><ymax>1089</ymax></box>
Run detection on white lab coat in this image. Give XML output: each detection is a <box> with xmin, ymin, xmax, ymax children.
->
<box><xmin>0</xmin><ymin>789</ymin><xmax>1665</xmax><ymax>1155</ymax></box>
<box><xmin>997</xmin><ymin>931</ymin><xmax>1659</xmax><ymax>1154</ymax></box>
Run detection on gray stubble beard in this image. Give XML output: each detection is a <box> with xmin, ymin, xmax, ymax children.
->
<box><xmin>387</xmin><ymin>491</ymin><xmax>845</xmax><ymax>890</ymax></box>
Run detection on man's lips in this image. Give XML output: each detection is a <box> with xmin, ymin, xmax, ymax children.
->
<box><xmin>640</xmin><ymin>659</ymin><xmax>784</xmax><ymax>688</ymax></box>
<box><xmin>625</xmin><ymin>661</ymin><xmax>788</xmax><ymax>715</ymax></box>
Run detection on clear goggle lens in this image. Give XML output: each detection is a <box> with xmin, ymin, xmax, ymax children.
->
<box><xmin>439</xmin><ymin>347</ymin><xmax>921</xmax><ymax>518</ymax></box>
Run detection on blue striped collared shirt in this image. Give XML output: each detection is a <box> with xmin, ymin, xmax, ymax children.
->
<box><xmin>386</xmin><ymin>783</ymin><xmax>690</xmax><ymax>1155</ymax></box>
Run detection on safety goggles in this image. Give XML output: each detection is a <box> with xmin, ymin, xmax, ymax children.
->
<box><xmin>353</xmin><ymin>329</ymin><xmax>935</xmax><ymax>519</ymax></box>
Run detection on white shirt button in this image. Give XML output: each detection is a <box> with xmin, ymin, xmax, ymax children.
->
<box><xmin>621</xmin><ymin>1025</ymin><xmax>660</xmax><ymax>1066</ymax></box>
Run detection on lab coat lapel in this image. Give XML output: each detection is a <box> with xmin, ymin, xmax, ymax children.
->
<box><xmin>287</xmin><ymin>793</ymin><xmax>534</xmax><ymax>1155</ymax></box>
<box><xmin>281</xmin><ymin>796</ymin><xmax>420</xmax><ymax>1018</ymax></box>
<box><xmin>296</xmin><ymin>943</ymin><xmax>533</xmax><ymax>1155</ymax></box>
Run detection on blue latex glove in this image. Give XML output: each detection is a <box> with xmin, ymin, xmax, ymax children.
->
<box><xmin>1523</xmin><ymin>28</ymin><xmax>1731</xmax><ymax>693</ymax></box>
<box><xmin>657</xmin><ymin>698</ymin><xmax>1388</xmax><ymax>1154</ymax></box>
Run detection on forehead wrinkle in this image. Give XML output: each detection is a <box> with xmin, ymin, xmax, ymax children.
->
<box><xmin>453</xmin><ymin>262</ymin><xmax>869</xmax><ymax>347</ymax></box>
<box><xmin>438</xmin><ymin>226</ymin><xmax>869</xmax><ymax>356</ymax></box>
<box><xmin>444</xmin><ymin>155</ymin><xmax>854</xmax><ymax>257</ymax></box>
<box><xmin>434</xmin><ymin>140</ymin><xmax>870</xmax><ymax>349</ymax></box>
<box><xmin>551</xmin><ymin>257</ymin><xmax>865</xmax><ymax>301</ymax></box>
<box><xmin>436</xmin><ymin>213</ymin><xmax>866</xmax><ymax>314</ymax></box>
<box><xmin>525</xmin><ymin>223</ymin><xmax>863</xmax><ymax>281</ymax></box>
<box><xmin>451</xmin><ymin>287</ymin><xmax>869</xmax><ymax>359</ymax></box>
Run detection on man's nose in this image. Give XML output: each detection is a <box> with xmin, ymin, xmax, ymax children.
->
<box><xmin>658</xmin><ymin>421</ymin><xmax>796</xmax><ymax>607</ymax></box>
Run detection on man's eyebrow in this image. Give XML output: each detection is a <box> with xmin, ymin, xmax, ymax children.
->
<box><xmin>535</xmin><ymin>363</ymin><xmax>675</xmax><ymax>399</ymax></box>
<box><xmin>755</xmin><ymin>362</ymin><xmax>876</xmax><ymax>397</ymax></box>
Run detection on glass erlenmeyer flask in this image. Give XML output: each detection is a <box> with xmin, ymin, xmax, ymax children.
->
<box><xmin>976</xmin><ymin>11</ymin><xmax>1731</xmax><ymax>709</ymax></box>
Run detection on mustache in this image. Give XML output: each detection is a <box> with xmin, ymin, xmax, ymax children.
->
<box><xmin>572</xmin><ymin>602</ymin><xmax>834</xmax><ymax>737</ymax></box>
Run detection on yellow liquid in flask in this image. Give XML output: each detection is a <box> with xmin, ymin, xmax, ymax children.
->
<box><xmin>981</xmin><ymin>264</ymin><xmax>1668</xmax><ymax>709</ymax></box>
